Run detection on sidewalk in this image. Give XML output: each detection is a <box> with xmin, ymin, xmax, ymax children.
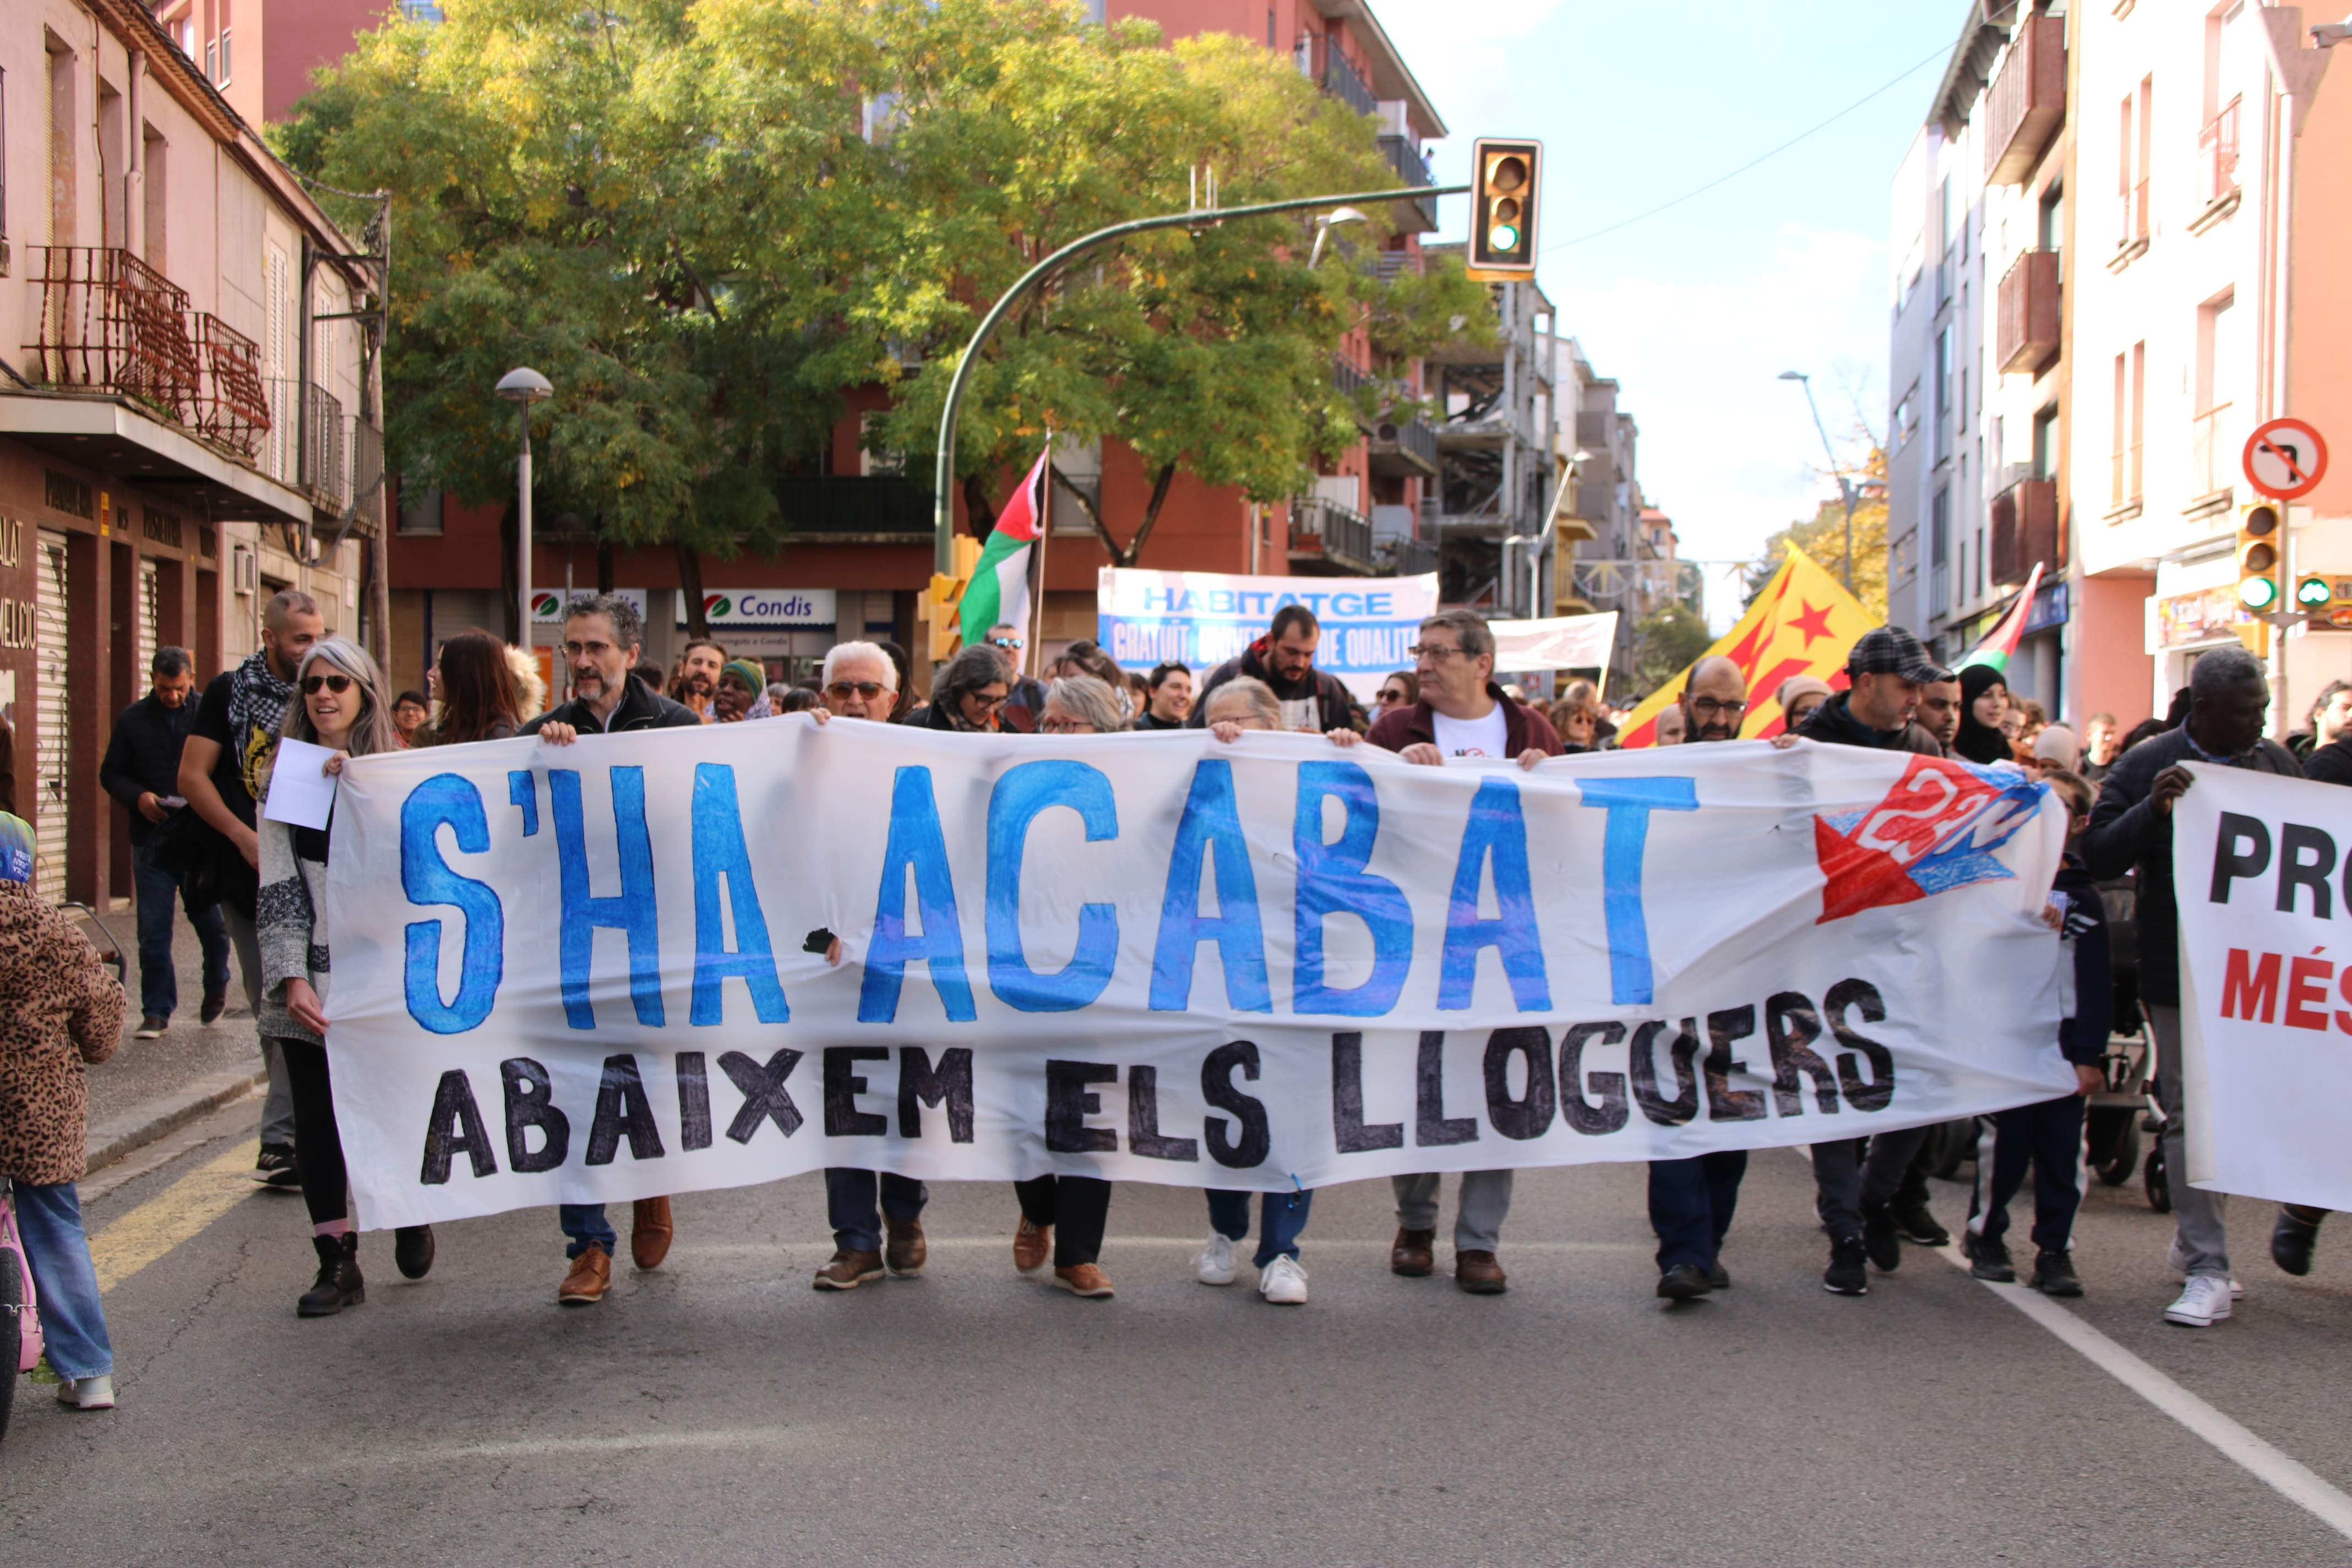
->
<box><xmin>71</xmin><ymin>899</ymin><xmax>271</xmax><ymax>1172</ymax></box>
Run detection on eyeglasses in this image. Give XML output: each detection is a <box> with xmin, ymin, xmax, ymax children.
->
<box><xmin>300</xmin><ymin>674</ymin><xmax>353</xmax><ymax>695</ymax></box>
<box><xmin>967</xmin><ymin>691</ymin><xmax>1008</xmax><ymax>710</ymax></box>
<box><xmin>1406</xmin><ymin>644</ymin><xmax>1471</xmax><ymax>660</ymax></box>
<box><xmin>989</xmin><ymin>636</ymin><xmax>1024</xmax><ymax>650</ymax></box>
<box><xmin>826</xmin><ymin>680</ymin><xmax>890</xmax><ymax>700</ymax></box>
<box><xmin>1040</xmin><ymin>717</ymin><xmax>1092</xmax><ymax>734</ymax></box>
<box><xmin>1689</xmin><ymin>697</ymin><xmax>1749</xmax><ymax>718</ymax></box>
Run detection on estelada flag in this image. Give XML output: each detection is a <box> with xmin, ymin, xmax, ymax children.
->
<box><xmin>1617</xmin><ymin>548</ymin><xmax>1876</xmax><ymax>746</ymax></box>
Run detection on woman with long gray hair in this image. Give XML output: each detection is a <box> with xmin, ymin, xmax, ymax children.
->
<box><xmin>257</xmin><ymin>638</ymin><xmax>436</xmax><ymax>1316</ymax></box>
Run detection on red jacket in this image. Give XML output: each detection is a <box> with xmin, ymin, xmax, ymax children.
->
<box><xmin>1365</xmin><ymin>685</ymin><xmax>1564</xmax><ymax>758</ymax></box>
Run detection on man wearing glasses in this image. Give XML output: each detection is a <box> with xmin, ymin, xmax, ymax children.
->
<box><xmin>523</xmin><ymin>594</ymin><xmax>700</xmax><ymax>1304</ymax></box>
<box><xmin>1366</xmin><ymin>609</ymin><xmax>1560</xmax><ymax>1293</ymax></box>
<box><xmin>1650</xmin><ymin>657</ymin><xmax>1753</xmax><ymax>1301</ymax></box>
<box><xmin>802</xmin><ymin>642</ymin><xmax>935</xmax><ymax>1290</ymax></box>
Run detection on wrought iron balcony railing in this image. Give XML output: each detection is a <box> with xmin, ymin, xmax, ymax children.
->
<box><xmin>25</xmin><ymin>246</ymin><xmax>203</xmax><ymax>424</ymax></box>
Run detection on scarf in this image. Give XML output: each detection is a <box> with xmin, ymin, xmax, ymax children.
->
<box><xmin>226</xmin><ymin>647</ymin><xmax>296</xmax><ymax>803</ymax></box>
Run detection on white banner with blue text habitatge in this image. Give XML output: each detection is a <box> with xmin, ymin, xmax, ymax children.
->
<box><xmin>322</xmin><ymin>721</ymin><xmax>2076</xmax><ymax>1230</ymax></box>
<box><xmin>1096</xmin><ymin>567</ymin><xmax>1438</xmax><ymax>700</ymax></box>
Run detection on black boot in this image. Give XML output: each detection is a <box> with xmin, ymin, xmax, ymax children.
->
<box><xmin>297</xmin><ymin>1233</ymin><xmax>364</xmax><ymax>1317</ymax></box>
<box><xmin>394</xmin><ymin>1225</ymin><xmax>437</xmax><ymax>1281</ymax></box>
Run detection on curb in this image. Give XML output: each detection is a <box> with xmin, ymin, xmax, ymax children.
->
<box><xmin>85</xmin><ymin>1069</ymin><xmax>269</xmax><ymax>1175</ymax></box>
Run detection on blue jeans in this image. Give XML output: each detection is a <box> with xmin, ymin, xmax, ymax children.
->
<box><xmin>825</xmin><ymin>1169</ymin><xmax>927</xmax><ymax>1254</ymax></box>
<box><xmin>1206</xmin><ymin>1189</ymin><xmax>1313</xmax><ymax>1268</ymax></box>
<box><xmin>559</xmin><ymin>1204</ymin><xmax>616</xmax><ymax>1260</ymax></box>
<box><xmin>11</xmin><ymin>1180</ymin><xmax>112</xmax><ymax>1381</ymax></box>
<box><xmin>1647</xmin><ymin>1151</ymin><xmax>1747</xmax><ymax>1272</ymax></box>
<box><xmin>132</xmin><ymin>838</ymin><xmax>231</xmax><ymax>1020</ymax></box>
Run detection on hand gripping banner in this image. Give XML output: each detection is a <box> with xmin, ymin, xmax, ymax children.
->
<box><xmin>321</xmin><ymin>721</ymin><xmax>2077</xmax><ymax>1229</ymax></box>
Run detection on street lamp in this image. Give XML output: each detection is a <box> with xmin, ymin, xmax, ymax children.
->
<box><xmin>496</xmin><ymin>367</ymin><xmax>553</xmax><ymax>651</ymax></box>
<box><xmin>1308</xmin><ymin>206</ymin><xmax>1369</xmax><ymax>270</ymax></box>
<box><xmin>1777</xmin><ymin>371</ymin><xmax>1855</xmax><ymax>592</ymax></box>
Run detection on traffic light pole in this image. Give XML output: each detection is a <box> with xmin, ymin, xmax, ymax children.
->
<box><xmin>931</xmin><ymin>183</ymin><xmax>1470</xmax><ymax>576</ymax></box>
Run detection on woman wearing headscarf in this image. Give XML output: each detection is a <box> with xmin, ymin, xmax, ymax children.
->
<box><xmin>0</xmin><ymin>812</ymin><xmax>128</xmax><ymax>1409</ymax></box>
<box><xmin>712</xmin><ymin>659</ymin><xmax>773</xmax><ymax>723</ymax></box>
<box><xmin>258</xmin><ymin>637</ymin><xmax>437</xmax><ymax>1315</ymax></box>
<box><xmin>1953</xmin><ymin>665</ymin><xmax>2015</xmax><ymax>766</ymax></box>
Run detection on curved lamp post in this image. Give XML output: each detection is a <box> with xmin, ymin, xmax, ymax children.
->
<box><xmin>496</xmin><ymin>366</ymin><xmax>554</xmax><ymax>647</ymax></box>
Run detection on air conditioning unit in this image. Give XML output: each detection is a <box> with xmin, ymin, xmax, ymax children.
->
<box><xmin>232</xmin><ymin>544</ymin><xmax>258</xmax><ymax>594</ymax></box>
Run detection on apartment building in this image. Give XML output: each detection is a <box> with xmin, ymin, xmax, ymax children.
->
<box><xmin>0</xmin><ymin>0</ymin><xmax>381</xmax><ymax>904</ymax></box>
<box><xmin>1891</xmin><ymin>0</ymin><xmax>2352</xmax><ymax>734</ymax></box>
<box><xmin>1548</xmin><ymin>335</ymin><xmax>1657</xmax><ymax>676</ymax></box>
<box><xmin>378</xmin><ymin>0</ymin><xmax>1457</xmax><ymax>692</ymax></box>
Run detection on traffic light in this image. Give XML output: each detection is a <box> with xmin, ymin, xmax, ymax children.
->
<box><xmin>2296</xmin><ymin>573</ymin><xmax>2352</xmax><ymax>630</ymax></box>
<box><xmin>2237</xmin><ymin>502</ymin><xmax>2283</xmax><ymax>611</ymax></box>
<box><xmin>1467</xmin><ymin>138</ymin><xmax>1541</xmax><ymax>280</ymax></box>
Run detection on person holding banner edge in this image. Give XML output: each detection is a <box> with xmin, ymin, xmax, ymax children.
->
<box><xmin>525</xmin><ymin>594</ymin><xmax>701</xmax><ymax>1305</ymax></box>
<box><xmin>257</xmin><ymin>638</ymin><xmax>440</xmax><ymax>1315</ymax></box>
<box><xmin>1367</xmin><ymin>609</ymin><xmax>1560</xmax><ymax>1294</ymax></box>
<box><xmin>2082</xmin><ymin>645</ymin><xmax>2298</xmax><ymax>1329</ymax></box>
<box><xmin>1186</xmin><ymin>605</ymin><xmax>1358</xmax><ymax>736</ymax></box>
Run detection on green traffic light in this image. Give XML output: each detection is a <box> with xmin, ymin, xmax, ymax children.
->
<box><xmin>2241</xmin><ymin>575</ymin><xmax>2280</xmax><ymax>610</ymax></box>
<box><xmin>2298</xmin><ymin>576</ymin><xmax>2333</xmax><ymax>608</ymax></box>
<box><xmin>1488</xmin><ymin>223</ymin><xmax>1521</xmax><ymax>252</ymax></box>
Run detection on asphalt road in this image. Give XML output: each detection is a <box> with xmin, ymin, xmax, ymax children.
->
<box><xmin>6</xmin><ymin>1101</ymin><xmax>2350</xmax><ymax>1567</ymax></box>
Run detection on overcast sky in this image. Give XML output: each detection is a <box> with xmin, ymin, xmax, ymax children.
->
<box><xmin>1376</xmin><ymin>1</ymin><xmax>1962</xmax><ymax>624</ymax></box>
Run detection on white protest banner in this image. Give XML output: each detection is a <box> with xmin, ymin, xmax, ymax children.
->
<box><xmin>2174</xmin><ymin>764</ymin><xmax>2352</xmax><ymax>1211</ymax></box>
<box><xmin>1488</xmin><ymin>613</ymin><xmax>1620</xmax><ymax>674</ymax></box>
<box><xmin>1095</xmin><ymin>568</ymin><xmax>1438</xmax><ymax>700</ymax></box>
<box><xmin>322</xmin><ymin>723</ymin><xmax>2075</xmax><ymax>1230</ymax></box>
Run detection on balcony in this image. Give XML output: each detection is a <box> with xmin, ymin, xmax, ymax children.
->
<box><xmin>1289</xmin><ymin>496</ymin><xmax>1375</xmax><ymax>574</ymax></box>
<box><xmin>1995</xmin><ymin>249</ymin><xmax>2061</xmax><ymax>375</ymax></box>
<box><xmin>1308</xmin><ymin>35</ymin><xmax>1378</xmax><ymax>118</ymax></box>
<box><xmin>2190</xmin><ymin>404</ymin><xmax>2236</xmax><ymax>503</ymax></box>
<box><xmin>1331</xmin><ymin>353</ymin><xmax>1371</xmax><ymax>400</ymax></box>
<box><xmin>1369</xmin><ymin>413</ymin><xmax>1438</xmax><ymax>477</ymax></box>
<box><xmin>2193</xmin><ymin>97</ymin><xmax>2242</xmax><ymax>231</ymax></box>
<box><xmin>1984</xmin><ymin>14</ymin><xmax>2066</xmax><ymax>185</ymax></box>
<box><xmin>776</xmin><ymin>475</ymin><xmax>934</xmax><ymax>538</ymax></box>
<box><xmin>191</xmin><ymin>314</ymin><xmax>268</xmax><ymax>460</ymax></box>
<box><xmin>1378</xmin><ymin>134</ymin><xmax>1438</xmax><ymax>232</ymax></box>
<box><xmin>1989</xmin><ymin>477</ymin><xmax>2060</xmax><ymax>586</ymax></box>
<box><xmin>25</xmin><ymin>247</ymin><xmax>203</xmax><ymax>424</ymax></box>
<box><xmin>1390</xmin><ymin>536</ymin><xmax>1438</xmax><ymax>578</ymax></box>
<box><xmin>303</xmin><ymin>384</ymin><xmax>350</xmax><ymax>515</ymax></box>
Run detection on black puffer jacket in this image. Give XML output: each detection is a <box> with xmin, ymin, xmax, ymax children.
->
<box><xmin>1186</xmin><ymin>636</ymin><xmax>1357</xmax><ymax>733</ymax></box>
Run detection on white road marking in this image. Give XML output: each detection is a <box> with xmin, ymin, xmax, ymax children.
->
<box><xmin>391</xmin><ymin>1429</ymin><xmax>805</xmax><ymax>1463</ymax></box>
<box><xmin>1783</xmin><ymin>1146</ymin><xmax>2352</xmax><ymax>1541</ymax></box>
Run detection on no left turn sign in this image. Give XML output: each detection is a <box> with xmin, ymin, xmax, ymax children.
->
<box><xmin>2244</xmin><ymin>417</ymin><xmax>2329</xmax><ymax>501</ymax></box>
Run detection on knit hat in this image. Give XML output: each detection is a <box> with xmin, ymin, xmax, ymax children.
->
<box><xmin>721</xmin><ymin>658</ymin><xmax>766</xmax><ymax>694</ymax></box>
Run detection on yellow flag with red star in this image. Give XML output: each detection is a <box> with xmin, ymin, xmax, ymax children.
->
<box><xmin>1617</xmin><ymin>548</ymin><xmax>1875</xmax><ymax>747</ymax></box>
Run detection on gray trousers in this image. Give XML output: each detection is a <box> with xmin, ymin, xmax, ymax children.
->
<box><xmin>221</xmin><ymin>903</ymin><xmax>296</xmax><ymax>1148</ymax></box>
<box><xmin>2149</xmin><ymin>1005</ymin><xmax>2229</xmax><ymax>1278</ymax></box>
<box><xmin>1392</xmin><ymin>1171</ymin><xmax>1513</xmax><ymax>1253</ymax></box>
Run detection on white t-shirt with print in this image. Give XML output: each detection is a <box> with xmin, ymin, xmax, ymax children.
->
<box><xmin>1430</xmin><ymin>703</ymin><xmax>1509</xmax><ymax>759</ymax></box>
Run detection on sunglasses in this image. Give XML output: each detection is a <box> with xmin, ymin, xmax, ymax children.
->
<box><xmin>990</xmin><ymin>636</ymin><xmax>1025</xmax><ymax>650</ymax></box>
<box><xmin>826</xmin><ymin>680</ymin><xmax>890</xmax><ymax>700</ymax></box>
<box><xmin>301</xmin><ymin>674</ymin><xmax>354</xmax><ymax>695</ymax></box>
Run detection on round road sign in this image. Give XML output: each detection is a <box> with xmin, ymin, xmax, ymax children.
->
<box><xmin>2243</xmin><ymin>417</ymin><xmax>2329</xmax><ymax>501</ymax></box>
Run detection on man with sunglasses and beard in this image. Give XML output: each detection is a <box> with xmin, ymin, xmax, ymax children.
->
<box><xmin>523</xmin><ymin>594</ymin><xmax>700</xmax><ymax>1304</ymax></box>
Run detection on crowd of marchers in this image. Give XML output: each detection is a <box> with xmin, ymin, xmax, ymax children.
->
<box><xmin>4</xmin><ymin>590</ymin><xmax>2346</xmax><ymax>1415</ymax></box>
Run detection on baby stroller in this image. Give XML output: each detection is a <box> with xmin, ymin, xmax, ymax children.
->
<box><xmin>1</xmin><ymin>1180</ymin><xmax>44</xmax><ymax>1447</ymax></box>
<box><xmin>2084</xmin><ymin>874</ymin><xmax>2157</xmax><ymax>1196</ymax></box>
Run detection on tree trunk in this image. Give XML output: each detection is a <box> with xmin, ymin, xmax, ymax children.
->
<box><xmin>1122</xmin><ymin>462</ymin><xmax>1179</xmax><ymax>567</ymax></box>
<box><xmin>676</xmin><ymin>541</ymin><xmax>710</xmax><ymax>639</ymax></box>
<box><xmin>962</xmin><ymin>472</ymin><xmax>999</xmax><ymax>540</ymax></box>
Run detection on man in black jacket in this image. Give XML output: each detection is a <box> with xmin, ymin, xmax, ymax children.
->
<box><xmin>2084</xmin><ymin>644</ymin><xmax>2298</xmax><ymax>1328</ymax></box>
<box><xmin>1185</xmin><ymin>605</ymin><xmax>1357</xmax><ymax>734</ymax></box>
<box><xmin>101</xmin><ymin>646</ymin><xmax>229</xmax><ymax>1038</ymax></box>
<box><xmin>1793</xmin><ymin>627</ymin><xmax>1959</xmax><ymax>1294</ymax></box>
<box><xmin>526</xmin><ymin>594</ymin><xmax>700</xmax><ymax>1306</ymax></box>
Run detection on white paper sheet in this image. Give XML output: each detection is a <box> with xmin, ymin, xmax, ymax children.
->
<box><xmin>262</xmin><ymin>738</ymin><xmax>341</xmax><ymax>830</ymax></box>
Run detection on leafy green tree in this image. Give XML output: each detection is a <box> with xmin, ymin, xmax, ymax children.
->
<box><xmin>1629</xmin><ymin>603</ymin><xmax>1715</xmax><ymax>694</ymax></box>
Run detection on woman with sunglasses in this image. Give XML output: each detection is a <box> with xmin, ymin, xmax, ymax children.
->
<box><xmin>257</xmin><ymin>638</ymin><xmax>437</xmax><ymax>1316</ymax></box>
<box><xmin>903</xmin><ymin>645</ymin><xmax>1009</xmax><ymax>732</ymax></box>
<box><xmin>1374</xmin><ymin>671</ymin><xmax>1418</xmax><ymax>714</ymax></box>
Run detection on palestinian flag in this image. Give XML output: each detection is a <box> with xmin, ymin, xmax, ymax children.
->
<box><xmin>1956</xmin><ymin>562</ymin><xmax>2044</xmax><ymax>673</ymax></box>
<box><xmin>959</xmin><ymin>445</ymin><xmax>1051</xmax><ymax>649</ymax></box>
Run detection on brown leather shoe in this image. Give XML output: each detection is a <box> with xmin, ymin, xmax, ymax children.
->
<box><xmin>884</xmin><ymin>1217</ymin><xmax>927</xmax><ymax>1277</ymax></box>
<box><xmin>630</xmin><ymin>1196</ymin><xmax>674</xmax><ymax>1270</ymax></box>
<box><xmin>1390</xmin><ymin>1227</ymin><xmax>1436</xmax><ymax>1277</ymax></box>
<box><xmin>1456</xmin><ymin>1249</ymin><xmax>1508</xmax><ymax>1294</ymax></box>
<box><xmin>1013</xmin><ymin>1215</ymin><xmax>1051</xmax><ymax>1274</ymax></box>
<box><xmin>558</xmin><ymin>1246</ymin><xmax>612</xmax><ymax>1305</ymax></box>
<box><xmin>1052</xmin><ymin>1262</ymin><xmax>1115</xmax><ymax>1298</ymax></box>
<box><xmin>813</xmin><ymin>1249</ymin><xmax>885</xmax><ymax>1291</ymax></box>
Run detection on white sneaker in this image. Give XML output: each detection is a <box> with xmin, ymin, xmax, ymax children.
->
<box><xmin>1258</xmin><ymin>1255</ymin><xmax>1309</xmax><ymax>1305</ymax></box>
<box><xmin>56</xmin><ymin>1374</ymin><xmax>116</xmax><ymax>1411</ymax></box>
<box><xmin>2164</xmin><ymin>1275</ymin><xmax>2234</xmax><ymax>1327</ymax></box>
<box><xmin>1195</xmin><ymin>1234</ymin><xmax>1238</xmax><ymax>1286</ymax></box>
<box><xmin>2165</xmin><ymin>1238</ymin><xmax>2245</xmax><ymax>1298</ymax></box>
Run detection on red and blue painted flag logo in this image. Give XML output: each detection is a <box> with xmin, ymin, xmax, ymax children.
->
<box><xmin>1814</xmin><ymin>756</ymin><xmax>2046</xmax><ymax>923</ymax></box>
